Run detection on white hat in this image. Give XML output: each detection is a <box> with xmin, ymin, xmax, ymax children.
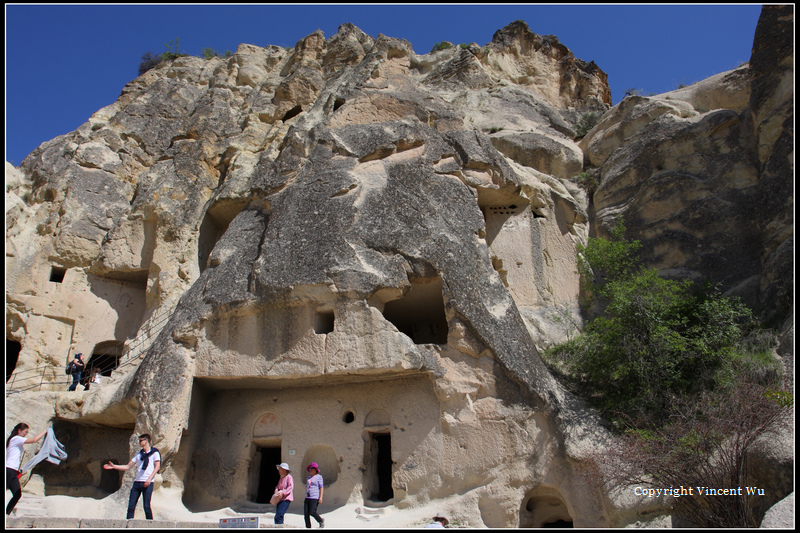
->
<box><xmin>433</xmin><ymin>511</ymin><xmax>449</xmax><ymax>525</ymax></box>
<box><xmin>276</xmin><ymin>462</ymin><xmax>291</xmax><ymax>472</ymax></box>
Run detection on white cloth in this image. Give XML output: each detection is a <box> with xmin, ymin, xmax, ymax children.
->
<box><xmin>6</xmin><ymin>435</ymin><xmax>26</xmax><ymax>470</ymax></box>
<box><xmin>132</xmin><ymin>449</ymin><xmax>161</xmax><ymax>482</ymax></box>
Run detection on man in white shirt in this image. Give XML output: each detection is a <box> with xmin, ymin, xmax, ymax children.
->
<box><xmin>104</xmin><ymin>433</ymin><xmax>161</xmax><ymax>519</ymax></box>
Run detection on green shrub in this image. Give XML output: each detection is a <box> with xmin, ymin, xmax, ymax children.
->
<box><xmin>544</xmin><ymin>218</ymin><xmax>777</xmax><ymax>428</ymax></box>
<box><xmin>574</xmin><ymin>111</ymin><xmax>601</xmax><ymax>138</ymax></box>
<box><xmin>572</xmin><ymin>171</ymin><xmax>599</xmax><ymax>194</ymax></box>
<box><xmin>430</xmin><ymin>41</ymin><xmax>453</xmax><ymax>52</ymax></box>
<box><xmin>202</xmin><ymin>47</ymin><xmax>234</xmax><ymax>59</ymax></box>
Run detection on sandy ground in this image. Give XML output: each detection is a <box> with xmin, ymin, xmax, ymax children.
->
<box><xmin>8</xmin><ymin>483</ymin><xmax>462</xmax><ymax>529</ymax></box>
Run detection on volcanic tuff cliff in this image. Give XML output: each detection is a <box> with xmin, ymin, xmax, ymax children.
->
<box><xmin>5</xmin><ymin>8</ymin><xmax>793</xmax><ymax>527</ymax></box>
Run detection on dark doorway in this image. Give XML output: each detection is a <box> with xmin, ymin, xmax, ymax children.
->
<box><xmin>543</xmin><ymin>519</ymin><xmax>574</xmax><ymax>527</ymax></box>
<box><xmin>6</xmin><ymin>340</ymin><xmax>21</xmax><ymax>382</ymax></box>
<box><xmin>368</xmin><ymin>433</ymin><xmax>394</xmax><ymax>502</ymax></box>
<box><xmin>256</xmin><ymin>446</ymin><xmax>282</xmax><ymax>503</ymax></box>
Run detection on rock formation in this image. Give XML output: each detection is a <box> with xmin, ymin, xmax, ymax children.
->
<box><xmin>6</xmin><ymin>6</ymin><xmax>793</xmax><ymax>527</ymax></box>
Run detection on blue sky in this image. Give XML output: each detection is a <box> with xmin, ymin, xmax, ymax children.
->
<box><xmin>5</xmin><ymin>4</ymin><xmax>763</xmax><ymax>166</ymax></box>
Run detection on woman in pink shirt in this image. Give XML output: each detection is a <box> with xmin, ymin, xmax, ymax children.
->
<box><xmin>273</xmin><ymin>462</ymin><xmax>294</xmax><ymax>524</ymax></box>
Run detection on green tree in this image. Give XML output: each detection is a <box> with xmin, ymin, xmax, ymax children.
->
<box><xmin>545</xmin><ymin>218</ymin><xmax>777</xmax><ymax>427</ymax></box>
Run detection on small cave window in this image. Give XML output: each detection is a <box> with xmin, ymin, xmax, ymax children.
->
<box><xmin>382</xmin><ymin>276</ymin><xmax>448</xmax><ymax>345</ymax></box>
<box><xmin>315</xmin><ymin>311</ymin><xmax>335</xmax><ymax>335</ymax></box>
<box><xmin>50</xmin><ymin>266</ymin><xmax>67</xmax><ymax>283</ymax></box>
<box><xmin>342</xmin><ymin>410</ymin><xmax>355</xmax><ymax>424</ymax></box>
<box><xmin>282</xmin><ymin>105</ymin><xmax>303</xmax><ymax>122</ymax></box>
<box><xmin>333</xmin><ymin>97</ymin><xmax>345</xmax><ymax>112</ymax></box>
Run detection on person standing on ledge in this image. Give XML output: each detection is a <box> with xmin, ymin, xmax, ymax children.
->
<box><xmin>67</xmin><ymin>353</ymin><xmax>84</xmax><ymax>391</ymax></box>
<box><xmin>104</xmin><ymin>433</ymin><xmax>161</xmax><ymax>520</ymax></box>
<box><xmin>6</xmin><ymin>423</ymin><xmax>46</xmax><ymax>515</ymax></box>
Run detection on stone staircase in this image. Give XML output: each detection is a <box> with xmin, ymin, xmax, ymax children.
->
<box><xmin>8</xmin><ymin>495</ymin><xmax>48</xmax><ymax>518</ymax></box>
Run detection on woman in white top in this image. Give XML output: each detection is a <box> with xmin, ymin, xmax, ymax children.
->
<box><xmin>6</xmin><ymin>423</ymin><xmax>46</xmax><ymax>515</ymax></box>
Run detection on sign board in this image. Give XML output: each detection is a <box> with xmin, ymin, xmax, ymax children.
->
<box><xmin>219</xmin><ymin>517</ymin><xmax>260</xmax><ymax>528</ymax></box>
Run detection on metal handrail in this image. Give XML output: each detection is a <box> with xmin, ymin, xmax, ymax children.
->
<box><xmin>5</xmin><ymin>303</ymin><xmax>176</xmax><ymax>396</ymax></box>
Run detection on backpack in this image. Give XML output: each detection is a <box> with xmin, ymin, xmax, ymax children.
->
<box><xmin>65</xmin><ymin>362</ymin><xmax>75</xmax><ymax>375</ymax></box>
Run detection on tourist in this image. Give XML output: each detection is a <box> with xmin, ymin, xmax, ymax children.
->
<box><xmin>103</xmin><ymin>433</ymin><xmax>161</xmax><ymax>519</ymax></box>
<box><xmin>83</xmin><ymin>368</ymin><xmax>100</xmax><ymax>390</ymax></box>
<box><xmin>67</xmin><ymin>352</ymin><xmax>84</xmax><ymax>391</ymax></box>
<box><xmin>425</xmin><ymin>511</ymin><xmax>449</xmax><ymax>528</ymax></box>
<box><xmin>6</xmin><ymin>423</ymin><xmax>46</xmax><ymax>515</ymax></box>
<box><xmin>304</xmin><ymin>462</ymin><xmax>325</xmax><ymax>528</ymax></box>
<box><xmin>273</xmin><ymin>462</ymin><xmax>294</xmax><ymax>524</ymax></box>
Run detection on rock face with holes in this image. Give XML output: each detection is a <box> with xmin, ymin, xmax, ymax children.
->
<box><xmin>5</xmin><ymin>9</ymin><xmax>793</xmax><ymax>528</ymax></box>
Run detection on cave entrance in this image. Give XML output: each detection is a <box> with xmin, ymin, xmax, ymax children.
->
<box><xmin>84</xmin><ymin>340</ymin><xmax>124</xmax><ymax>388</ymax></box>
<box><xmin>255</xmin><ymin>445</ymin><xmax>282</xmax><ymax>504</ymax></box>
<box><xmin>520</xmin><ymin>485</ymin><xmax>574</xmax><ymax>528</ymax></box>
<box><xmin>381</xmin><ymin>276</ymin><xmax>447</xmax><ymax>344</ymax></box>
<box><xmin>366</xmin><ymin>432</ymin><xmax>394</xmax><ymax>502</ymax></box>
<box><xmin>6</xmin><ymin>339</ymin><xmax>21</xmax><ymax>382</ymax></box>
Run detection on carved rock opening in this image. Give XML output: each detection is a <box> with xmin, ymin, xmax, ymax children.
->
<box><xmin>6</xmin><ymin>339</ymin><xmax>21</xmax><ymax>381</ymax></box>
<box><xmin>253</xmin><ymin>444</ymin><xmax>282</xmax><ymax>504</ymax></box>
<box><xmin>314</xmin><ymin>310</ymin><xmax>335</xmax><ymax>334</ymax></box>
<box><xmin>49</xmin><ymin>266</ymin><xmax>67</xmax><ymax>283</ymax></box>
<box><xmin>381</xmin><ymin>276</ymin><xmax>447</xmax><ymax>344</ymax></box>
<box><xmin>84</xmin><ymin>340</ymin><xmax>124</xmax><ymax>388</ymax></box>
<box><xmin>520</xmin><ymin>485</ymin><xmax>574</xmax><ymax>528</ymax></box>
<box><xmin>36</xmin><ymin>420</ymin><xmax>133</xmax><ymax>499</ymax></box>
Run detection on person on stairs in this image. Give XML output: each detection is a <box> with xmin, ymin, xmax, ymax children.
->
<box><xmin>6</xmin><ymin>423</ymin><xmax>46</xmax><ymax>515</ymax></box>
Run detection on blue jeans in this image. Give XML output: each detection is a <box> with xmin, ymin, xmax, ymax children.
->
<box><xmin>127</xmin><ymin>481</ymin><xmax>153</xmax><ymax>519</ymax></box>
<box><xmin>274</xmin><ymin>499</ymin><xmax>291</xmax><ymax>524</ymax></box>
<box><xmin>68</xmin><ymin>372</ymin><xmax>82</xmax><ymax>391</ymax></box>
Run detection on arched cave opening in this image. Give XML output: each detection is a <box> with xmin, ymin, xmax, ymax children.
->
<box><xmin>6</xmin><ymin>339</ymin><xmax>21</xmax><ymax>381</ymax></box>
<box><xmin>520</xmin><ymin>486</ymin><xmax>574</xmax><ymax>528</ymax></box>
<box><xmin>381</xmin><ymin>276</ymin><xmax>448</xmax><ymax>344</ymax></box>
